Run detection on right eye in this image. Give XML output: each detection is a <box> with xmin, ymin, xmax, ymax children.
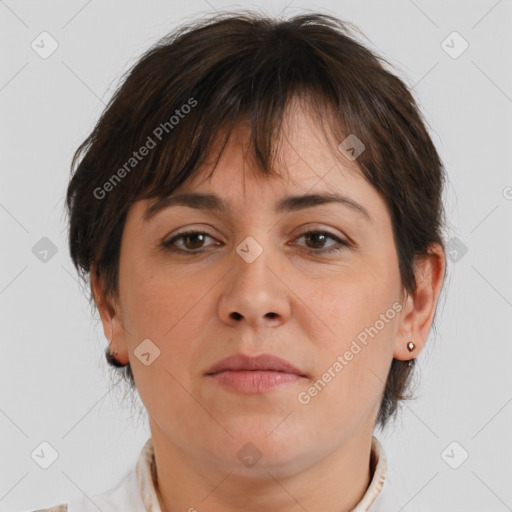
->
<box><xmin>161</xmin><ymin>230</ymin><xmax>220</xmax><ymax>254</ymax></box>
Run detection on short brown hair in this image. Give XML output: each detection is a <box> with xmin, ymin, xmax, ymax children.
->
<box><xmin>66</xmin><ymin>11</ymin><xmax>447</xmax><ymax>430</ymax></box>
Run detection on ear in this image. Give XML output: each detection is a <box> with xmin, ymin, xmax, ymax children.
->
<box><xmin>90</xmin><ymin>263</ymin><xmax>129</xmax><ymax>364</ymax></box>
<box><xmin>393</xmin><ymin>243</ymin><xmax>446</xmax><ymax>361</ymax></box>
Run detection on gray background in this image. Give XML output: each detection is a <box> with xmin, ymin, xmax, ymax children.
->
<box><xmin>1</xmin><ymin>0</ymin><xmax>511</xmax><ymax>510</ymax></box>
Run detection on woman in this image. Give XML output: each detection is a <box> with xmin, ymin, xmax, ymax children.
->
<box><xmin>35</xmin><ymin>10</ymin><xmax>446</xmax><ymax>512</ymax></box>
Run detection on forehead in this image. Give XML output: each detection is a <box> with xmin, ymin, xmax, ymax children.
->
<box><xmin>129</xmin><ymin>100</ymin><xmax>388</xmax><ymax>224</ymax></box>
<box><xmin>180</xmin><ymin>102</ymin><xmax>365</xmax><ymax>192</ymax></box>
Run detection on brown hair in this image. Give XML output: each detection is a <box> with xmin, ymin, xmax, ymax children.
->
<box><xmin>66</xmin><ymin>11</ymin><xmax>447</xmax><ymax>430</ymax></box>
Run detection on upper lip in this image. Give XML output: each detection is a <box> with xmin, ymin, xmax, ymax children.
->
<box><xmin>205</xmin><ymin>353</ymin><xmax>307</xmax><ymax>376</ymax></box>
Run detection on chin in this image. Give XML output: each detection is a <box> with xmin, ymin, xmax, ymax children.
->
<box><xmin>203</xmin><ymin>421</ymin><xmax>312</xmax><ymax>476</ymax></box>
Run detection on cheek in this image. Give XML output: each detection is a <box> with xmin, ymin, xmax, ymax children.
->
<box><xmin>298</xmin><ymin>262</ymin><xmax>399</xmax><ymax>340</ymax></box>
<box><xmin>120</xmin><ymin>262</ymin><xmax>214</xmax><ymax>376</ymax></box>
<box><xmin>121</xmin><ymin>256</ymin><xmax>203</xmax><ymax>331</ymax></box>
<box><xmin>299</xmin><ymin>299</ymin><xmax>395</xmax><ymax>429</ymax></box>
<box><xmin>120</xmin><ymin>269</ymin><xmax>203</xmax><ymax>421</ymax></box>
<box><xmin>297</xmin><ymin>267</ymin><xmax>399</xmax><ymax>396</ymax></box>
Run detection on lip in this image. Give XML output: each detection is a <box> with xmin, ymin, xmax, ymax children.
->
<box><xmin>205</xmin><ymin>353</ymin><xmax>306</xmax><ymax>375</ymax></box>
<box><xmin>205</xmin><ymin>353</ymin><xmax>308</xmax><ymax>394</ymax></box>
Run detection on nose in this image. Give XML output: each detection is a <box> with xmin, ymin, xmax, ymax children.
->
<box><xmin>217</xmin><ymin>242</ymin><xmax>291</xmax><ymax>330</ymax></box>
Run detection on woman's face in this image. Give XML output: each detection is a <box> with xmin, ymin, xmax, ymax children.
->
<box><xmin>102</xmin><ymin>104</ymin><xmax>437</xmax><ymax>476</ymax></box>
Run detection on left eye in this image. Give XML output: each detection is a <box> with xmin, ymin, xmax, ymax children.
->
<box><xmin>162</xmin><ymin>230</ymin><xmax>348</xmax><ymax>254</ymax></box>
<box><xmin>294</xmin><ymin>231</ymin><xmax>348</xmax><ymax>252</ymax></box>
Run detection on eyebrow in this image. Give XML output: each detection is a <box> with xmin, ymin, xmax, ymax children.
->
<box><xmin>143</xmin><ymin>192</ymin><xmax>372</xmax><ymax>222</ymax></box>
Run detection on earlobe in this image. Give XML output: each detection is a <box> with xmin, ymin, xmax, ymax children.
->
<box><xmin>393</xmin><ymin>244</ymin><xmax>446</xmax><ymax>361</ymax></box>
<box><xmin>394</xmin><ymin>338</ymin><xmax>420</xmax><ymax>362</ymax></box>
<box><xmin>393</xmin><ymin>293</ymin><xmax>420</xmax><ymax>361</ymax></box>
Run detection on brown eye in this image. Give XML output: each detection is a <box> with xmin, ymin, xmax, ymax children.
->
<box><xmin>295</xmin><ymin>230</ymin><xmax>349</xmax><ymax>254</ymax></box>
<box><xmin>304</xmin><ymin>232</ymin><xmax>329</xmax><ymax>249</ymax></box>
<box><xmin>180</xmin><ymin>233</ymin><xmax>207</xmax><ymax>250</ymax></box>
<box><xmin>162</xmin><ymin>231</ymin><xmax>217</xmax><ymax>253</ymax></box>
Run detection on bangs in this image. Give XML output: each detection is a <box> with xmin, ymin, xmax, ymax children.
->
<box><xmin>119</xmin><ymin>45</ymin><xmax>355</xmax><ymax>207</ymax></box>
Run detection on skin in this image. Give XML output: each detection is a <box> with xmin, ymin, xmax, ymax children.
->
<box><xmin>92</xmin><ymin>98</ymin><xmax>445</xmax><ymax>512</ymax></box>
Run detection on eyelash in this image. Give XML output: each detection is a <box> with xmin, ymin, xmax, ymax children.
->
<box><xmin>161</xmin><ymin>229</ymin><xmax>350</xmax><ymax>255</ymax></box>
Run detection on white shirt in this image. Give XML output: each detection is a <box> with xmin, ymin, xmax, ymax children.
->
<box><xmin>30</xmin><ymin>436</ymin><xmax>423</xmax><ymax>512</ymax></box>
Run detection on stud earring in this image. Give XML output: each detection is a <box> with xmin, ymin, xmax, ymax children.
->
<box><xmin>407</xmin><ymin>340</ymin><xmax>416</xmax><ymax>352</ymax></box>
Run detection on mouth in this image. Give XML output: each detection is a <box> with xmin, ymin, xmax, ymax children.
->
<box><xmin>204</xmin><ymin>353</ymin><xmax>308</xmax><ymax>394</ymax></box>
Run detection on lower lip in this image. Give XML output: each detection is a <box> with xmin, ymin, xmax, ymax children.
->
<box><xmin>207</xmin><ymin>370</ymin><xmax>303</xmax><ymax>393</ymax></box>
